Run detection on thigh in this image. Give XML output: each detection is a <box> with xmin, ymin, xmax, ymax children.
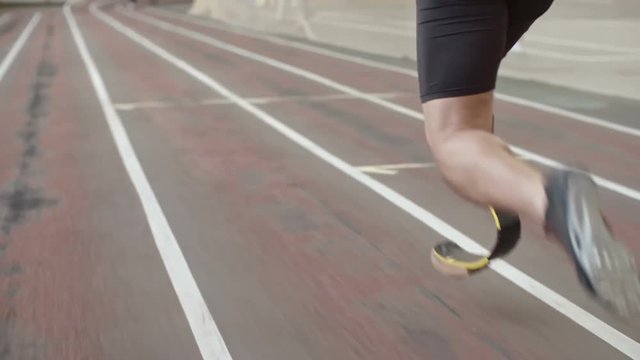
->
<box><xmin>416</xmin><ymin>0</ymin><xmax>508</xmax><ymax>103</ymax></box>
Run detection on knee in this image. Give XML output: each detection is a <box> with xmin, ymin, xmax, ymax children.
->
<box><xmin>424</xmin><ymin>117</ymin><xmax>481</xmax><ymax>178</ymax></box>
<box><xmin>424</xmin><ymin>116</ymin><xmax>458</xmax><ymax>160</ymax></box>
<box><xmin>422</xmin><ymin>97</ymin><xmax>493</xmax><ymax>159</ymax></box>
<box><xmin>421</xmin><ymin>97</ymin><xmax>498</xmax><ymax>180</ymax></box>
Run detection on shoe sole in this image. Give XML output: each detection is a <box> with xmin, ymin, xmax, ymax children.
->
<box><xmin>571</xmin><ymin>172</ymin><xmax>640</xmax><ymax>316</ymax></box>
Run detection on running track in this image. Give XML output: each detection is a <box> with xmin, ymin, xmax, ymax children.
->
<box><xmin>1</xmin><ymin>2</ymin><xmax>640</xmax><ymax>359</ymax></box>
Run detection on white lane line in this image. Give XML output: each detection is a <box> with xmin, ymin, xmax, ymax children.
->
<box><xmin>496</xmin><ymin>93</ymin><xmax>640</xmax><ymax>138</ymax></box>
<box><xmin>312</xmin><ymin>16</ymin><xmax>640</xmax><ymax>63</ymax></box>
<box><xmin>113</xmin><ymin>91</ymin><xmax>411</xmax><ymax>110</ymax></box>
<box><xmin>148</xmin><ymin>7</ymin><xmax>417</xmax><ymax>76</ymax></box>
<box><xmin>309</xmin><ymin>16</ymin><xmax>640</xmax><ymax>55</ymax></box>
<box><xmin>314</xmin><ymin>11</ymin><xmax>414</xmax><ymax>29</ymax></box>
<box><xmin>310</xmin><ymin>17</ymin><xmax>640</xmax><ymax>63</ymax></box>
<box><xmin>148</xmin><ymin>8</ymin><xmax>640</xmax><ymax>140</ymax></box>
<box><xmin>0</xmin><ymin>13</ymin><xmax>41</xmax><ymax>84</ymax></box>
<box><xmin>124</xmin><ymin>9</ymin><xmax>640</xmax><ymax>205</ymax></box>
<box><xmin>312</xmin><ymin>17</ymin><xmax>413</xmax><ymax>36</ymax></box>
<box><xmin>358</xmin><ymin>156</ymin><xmax>529</xmax><ymax>176</ymax></box>
<box><xmin>64</xmin><ymin>4</ymin><xmax>233</xmax><ymax>360</ymax></box>
<box><xmin>513</xmin><ymin>46</ymin><xmax>640</xmax><ymax>63</ymax></box>
<box><xmin>357</xmin><ymin>162</ymin><xmax>437</xmax><ymax>175</ymax></box>
<box><xmin>355</xmin><ymin>167</ymin><xmax>396</xmax><ymax>175</ymax></box>
<box><xmin>526</xmin><ymin>34</ymin><xmax>640</xmax><ymax>54</ymax></box>
<box><xmin>114</xmin><ymin>99</ymin><xmax>178</xmax><ymax>110</ymax></box>
<box><xmin>93</xmin><ymin>4</ymin><xmax>640</xmax><ymax>358</ymax></box>
<box><xmin>125</xmin><ymin>9</ymin><xmax>419</xmax><ymax>118</ymax></box>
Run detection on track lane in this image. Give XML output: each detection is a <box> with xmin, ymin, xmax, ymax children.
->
<box><xmin>2</xmin><ymin>2</ymin><xmax>638</xmax><ymax>359</ymax></box>
<box><xmin>78</xmin><ymin>4</ymin><xmax>549</xmax><ymax>359</ymax></box>
<box><xmin>149</xmin><ymin>7</ymin><xmax>640</xmax><ymax>137</ymax></box>
<box><xmin>117</xmin><ymin>0</ymin><xmax>640</xmax><ymax>283</ymax></box>
<box><xmin>139</xmin><ymin>7</ymin><xmax>640</xmax><ymax>191</ymax></box>
<box><xmin>90</xmin><ymin>4</ymin><xmax>640</xmax><ymax>359</ymax></box>
<box><xmin>0</xmin><ymin>6</ymin><xmax>206</xmax><ymax>359</ymax></box>
<box><xmin>124</xmin><ymin>6</ymin><xmax>640</xmax><ymax>258</ymax></box>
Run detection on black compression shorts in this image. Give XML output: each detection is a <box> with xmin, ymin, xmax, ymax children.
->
<box><xmin>416</xmin><ymin>0</ymin><xmax>554</xmax><ymax>103</ymax></box>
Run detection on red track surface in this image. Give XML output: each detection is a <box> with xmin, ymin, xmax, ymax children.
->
<box><xmin>1</xmin><ymin>3</ymin><xmax>639</xmax><ymax>359</ymax></box>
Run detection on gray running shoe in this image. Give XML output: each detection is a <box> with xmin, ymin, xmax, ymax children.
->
<box><xmin>545</xmin><ymin>167</ymin><xmax>640</xmax><ymax>316</ymax></box>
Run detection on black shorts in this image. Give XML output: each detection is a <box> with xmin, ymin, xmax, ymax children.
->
<box><xmin>417</xmin><ymin>0</ymin><xmax>553</xmax><ymax>103</ymax></box>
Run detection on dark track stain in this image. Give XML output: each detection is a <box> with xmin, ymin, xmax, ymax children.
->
<box><xmin>302</xmin><ymin>100</ymin><xmax>429</xmax><ymax>162</ymax></box>
<box><xmin>2</xmin><ymin>263</ymin><xmax>22</xmax><ymax>276</ymax></box>
<box><xmin>0</xmin><ymin>309</ymin><xmax>43</xmax><ymax>360</ymax></box>
<box><xmin>0</xmin><ymin>181</ymin><xmax>56</xmax><ymax>235</ymax></box>
<box><xmin>202</xmin><ymin>48</ymin><xmax>234</xmax><ymax>67</ymax></box>
<box><xmin>476</xmin><ymin>333</ymin><xmax>515</xmax><ymax>360</ymax></box>
<box><xmin>371</xmin><ymin>296</ymin><xmax>462</xmax><ymax>358</ymax></box>
<box><xmin>0</xmin><ymin>22</ymin><xmax>57</xmax><ymax>236</ymax></box>
<box><xmin>0</xmin><ymin>20</ymin><xmax>55</xmax><ymax>360</ymax></box>
<box><xmin>419</xmin><ymin>286</ymin><xmax>462</xmax><ymax>320</ymax></box>
<box><xmin>4</xmin><ymin>282</ymin><xmax>19</xmax><ymax>298</ymax></box>
<box><xmin>404</xmin><ymin>326</ymin><xmax>460</xmax><ymax>359</ymax></box>
<box><xmin>254</xmin><ymin>74</ymin><xmax>306</xmax><ymax>97</ymax></box>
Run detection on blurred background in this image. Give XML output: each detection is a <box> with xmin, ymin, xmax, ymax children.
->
<box><xmin>1</xmin><ymin>0</ymin><xmax>640</xmax><ymax>359</ymax></box>
<box><xmin>3</xmin><ymin>0</ymin><xmax>639</xmax><ymax>99</ymax></box>
<box><xmin>175</xmin><ymin>0</ymin><xmax>640</xmax><ymax>100</ymax></box>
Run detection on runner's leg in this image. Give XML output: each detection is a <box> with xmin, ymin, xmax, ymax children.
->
<box><xmin>417</xmin><ymin>0</ymin><xmax>551</xmax><ymax>224</ymax></box>
<box><xmin>418</xmin><ymin>0</ymin><xmax>640</xmax><ymax>314</ymax></box>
